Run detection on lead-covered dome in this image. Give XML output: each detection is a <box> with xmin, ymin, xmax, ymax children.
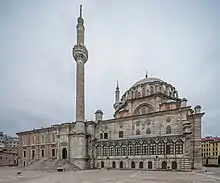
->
<box><xmin>132</xmin><ymin>77</ymin><xmax>163</xmax><ymax>87</ymax></box>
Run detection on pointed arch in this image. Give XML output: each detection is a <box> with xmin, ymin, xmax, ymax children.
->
<box><xmin>166</xmin><ymin>125</ymin><xmax>172</xmax><ymax>134</ymax></box>
<box><xmin>146</xmin><ymin>128</ymin><xmax>151</xmax><ymax>134</ymax></box>
<box><xmin>133</xmin><ymin>103</ymin><xmax>155</xmax><ymax>116</ymax></box>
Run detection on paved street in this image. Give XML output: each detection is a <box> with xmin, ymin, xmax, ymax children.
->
<box><xmin>0</xmin><ymin>167</ymin><xmax>220</xmax><ymax>183</ymax></box>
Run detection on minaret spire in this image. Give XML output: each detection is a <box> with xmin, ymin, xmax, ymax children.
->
<box><xmin>73</xmin><ymin>5</ymin><xmax>88</xmax><ymax>122</ymax></box>
<box><xmin>114</xmin><ymin>80</ymin><xmax>120</xmax><ymax>109</ymax></box>
<box><xmin>80</xmin><ymin>4</ymin><xmax>82</xmax><ymax>18</ymax></box>
<box><xmin>145</xmin><ymin>70</ymin><xmax>148</xmax><ymax>78</ymax></box>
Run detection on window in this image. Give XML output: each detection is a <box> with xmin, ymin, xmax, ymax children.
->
<box><xmin>32</xmin><ymin>150</ymin><xmax>35</xmax><ymax>158</ymax></box>
<box><xmin>142</xmin><ymin>141</ymin><xmax>149</xmax><ymax>155</ymax></box>
<box><xmin>128</xmin><ymin>143</ymin><xmax>133</xmax><ymax>156</ymax></box>
<box><xmin>100</xmin><ymin>133</ymin><xmax>103</xmax><ymax>139</ymax></box>
<box><xmin>109</xmin><ymin>145</ymin><xmax>114</xmax><ymax>156</ymax></box>
<box><xmin>104</xmin><ymin>133</ymin><xmax>108</xmax><ymax>139</ymax></box>
<box><xmin>166</xmin><ymin>126</ymin><xmax>172</xmax><ymax>134</ymax></box>
<box><xmin>121</xmin><ymin>144</ymin><xmax>127</xmax><ymax>156</ymax></box>
<box><xmin>41</xmin><ymin>149</ymin><xmax>45</xmax><ymax>157</ymax></box>
<box><xmin>41</xmin><ymin>135</ymin><xmax>44</xmax><ymax>143</ymax></box>
<box><xmin>52</xmin><ymin>149</ymin><xmax>55</xmax><ymax>157</ymax></box>
<box><xmin>149</xmin><ymin>141</ymin><xmax>156</xmax><ymax>155</ymax></box>
<box><xmin>166</xmin><ymin>140</ymin><xmax>174</xmax><ymax>154</ymax></box>
<box><xmin>157</xmin><ymin>140</ymin><xmax>165</xmax><ymax>155</ymax></box>
<box><xmin>135</xmin><ymin>142</ymin><xmax>141</xmax><ymax>155</ymax></box>
<box><xmin>146</xmin><ymin>128</ymin><xmax>151</xmax><ymax>134</ymax></box>
<box><xmin>32</xmin><ymin>136</ymin><xmax>35</xmax><ymax>144</ymax></box>
<box><xmin>136</xmin><ymin>129</ymin><xmax>140</xmax><ymax>135</ymax></box>
<box><xmin>175</xmin><ymin>139</ymin><xmax>183</xmax><ymax>154</ymax></box>
<box><xmin>0</xmin><ymin>156</ymin><xmax>2</xmax><ymax>160</ymax></box>
<box><xmin>142</xmin><ymin>87</ymin><xmax>145</xmax><ymax>97</ymax></box>
<box><xmin>52</xmin><ymin>134</ymin><xmax>55</xmax><ymax>142</ymax></box>
<box><xmin>96</xmin><ymin>146</ymin><xmax>102</xmax><ymax>156</ymax></box>
<box><xmin>23</xmin><ymin>151</ymin><xmax>26</xmax><ymax>157</ymax></box>
<box><xmin>103</xmin><ymin>145</ymin><xmax>108</xmax><ymax>156</ymax></box>
<box><xmin>115</xmin><ymin>144</ymin><xmax>120</xmax><ymax>156</ymax></box>
<box><xmin>119</xmin><ymin>131</ymin><xmax>123</xmax><ymax>138</ymax></box>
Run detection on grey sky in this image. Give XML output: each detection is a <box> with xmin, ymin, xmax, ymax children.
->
<box><xmin>0</xmin><ymin>0</ymin><xmax>219</xmax><ymax>136</ymax></box>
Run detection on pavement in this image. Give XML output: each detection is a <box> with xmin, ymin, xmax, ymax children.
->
<box><xmin>0</xmin><ymin>167</ymin><xmax>220</xmax><ymax>183</ymax></box>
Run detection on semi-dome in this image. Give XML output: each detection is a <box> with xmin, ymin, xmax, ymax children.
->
<box><xmin>132</xmin><ymin>77</ymin><xmax>163</xmax><ymax>87</ymax></box>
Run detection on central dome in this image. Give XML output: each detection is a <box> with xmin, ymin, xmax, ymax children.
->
<box><xmin>132</xmin><ymin>77</ymin><xmax>163</xmax><ymax>87</ymax></box>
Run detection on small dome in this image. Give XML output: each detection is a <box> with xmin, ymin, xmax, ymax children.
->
<box><xmin>195</xmin><ymin>105</ymin><xmax>201</xmax><ymax>108</ymax></box>
<box><xmin>132</xmin><ymin>77</ymin><xmax>163</xmax><ymax>87</ymax></box>
<box><xmin>182</xmin><ymin>98</ymin><xmax>187</xmax><ymax>101</ymax></box>
<box><xmin>95</xmin><ymin>110</ymin><xmax>103</xmax><ymax>114</ymax></box>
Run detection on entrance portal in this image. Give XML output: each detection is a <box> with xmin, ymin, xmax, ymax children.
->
<box><xmin>62</xmin><ymin>148</ymin><xmax>67</xmax><ymax>159</ymax></box>
<box><xmin>162</xmin><ymin>161</ymin><xmax>167</xmax><ymax>169</ymax></box>
<box><xmin>148</xmin><ymin>161</ymin><xmax>152</xmax><ymax>169</ymax></box>
<box><xmin>172</xmin><ymin>161</ymin><xmax>177</xmax><ymax>169</ymax></box>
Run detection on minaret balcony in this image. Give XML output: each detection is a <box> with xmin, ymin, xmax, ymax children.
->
<box><xmin>72</xmin><ymin>44</ymin><xmax>88</xmax><ymax>63</ymax></box>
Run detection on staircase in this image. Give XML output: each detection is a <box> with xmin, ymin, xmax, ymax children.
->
<box><xmin>25</xmin><ymin>158</ymin><xmax>81</xmax><ymax>171</ymax></box>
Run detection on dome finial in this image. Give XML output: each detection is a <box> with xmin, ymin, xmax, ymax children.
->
<box><xmin>145</xmin><ymin>70</ymin><xmax>148</xmax><ymax>78</ymax></box>
<box><xmin>116</xmin><ymin>80</ymin><xmax>119</xmax><ymax>90</ymax></box>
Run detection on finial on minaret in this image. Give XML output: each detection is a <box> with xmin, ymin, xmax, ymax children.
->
<box><xmin>80</xmin><ymin>5</ymin><xmax>82</xmax><ymax>18</ymax></box>
<box><xmin>116</xmin><ymin>80</ymin><xmax>119</xmax><ymax>90</ymax></box>
<box><xmin>145</xmin><ymin>70</ymin><xmax>148</xmax><ymax>78</ymax></box>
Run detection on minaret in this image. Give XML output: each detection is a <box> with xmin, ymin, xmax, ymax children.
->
<box><xmin>73</xmin><ymin>5</ymin><xmax>88</xmax><ymax>122</ymax></box>
<box><xmin>113</xmin><ymin>81</ymin><xmax>120</xmax><ymax>109</ymax></box>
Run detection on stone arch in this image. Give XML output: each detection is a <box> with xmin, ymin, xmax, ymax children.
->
<box><xmin>136</xmin><ymin>129</ymin><xmax>140</xmax><ymax>135</ymax></box>
<box><xmin>133</xmin><ymin>103</ymin><xmax>155</xmax><ymax>115</ymax></box>
<box><xmin>112</xmin><ymin>161</ymin><xmax>116</xmax><ymax>168</ymax></box>
<box><xmin>139</xmin><ymin>161</ymin><xmax>143</xmax><ymax>169</ymax></box>
<box><xmin>166</xmin><ymin>125</ymin><xmax>172</xmax><ymax>134</ymax></box>
<box><xmin>62</xmin><ymin>148</ymin><xmax>67</xmax><ymax>159</ymax></box>
<box><xmin>120</xmin><ymin>161</ymin><xmax>124</xmax><ymax>168</ymax></box>
<box><xmin>172</xmin><ymin>161</ymin><xmax>177</xmax><ymax>169</ymax></box>
<box><xmin>162</xmin><ymin>161</ymin><xmax>167</xmax><ymax>169</ymax></box>
<box><xmin>131</xmin><ymin>161</ymin><xmax>135</xmax><ymax>169</ymax></box>
<box><xmin>146</xmin><ymin>127</ymin><xmax>151</xmax><ymax>134</ymax></box>
<box><xmin>148</xmin><ymin>161</ymin><xmax>152</xmax><ymax>169</ymax></box>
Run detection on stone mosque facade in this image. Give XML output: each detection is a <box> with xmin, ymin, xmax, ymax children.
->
<box><xmin>17</xmin><ymin>6</ymin><xmax>205</xmax><ymax>171</ymax></box>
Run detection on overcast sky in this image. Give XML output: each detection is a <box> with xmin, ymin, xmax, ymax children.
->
<box><xmin>0</xmin><ymin>0</ymin><xmax>219</xmax><ymax>136</ymax></box>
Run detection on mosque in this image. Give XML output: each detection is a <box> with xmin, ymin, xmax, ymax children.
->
<box><xmin>17</xmin><ymin>6</ymin><xmax>204</xmax><ymax>171</ymax></box>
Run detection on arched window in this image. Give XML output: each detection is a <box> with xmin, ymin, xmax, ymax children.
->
<box><xmin>149</xmin><ymin>141</ymin><xmax>156</xmax><ymax>155</ymax></box>
<box><xmin>146</xmin><ymin>128</ymin><xmax>151</xmax><ymax>134</ymax></box>
<box><xmin>115</xmin><ymin>144</ymin><xmax>120</xmax><ymax>156</ymax></box>
<box><xmin>100</xmin><ymin>133</ymin><xmax>103</xmax><ymax>139</ymax></box>
<box><xmin>32</xmin><ymin>136</ymin><xmax>35</xmax><ymax>144</ymax></box>
<box><xmin>131</xmin><ymin>161</ymin><xmax>135</xmax><ymax>169</ymax></box>
<box><xmin>166</xmin><ymin>139</ymin><xmax>174</xmax><ymax>154</ymax></box>
<box><xmin>157</xmin><ymin>140</ymin><xmax>165</xmax><ymax>155</ymax></box>
<box><xmin>175</xmin><ymin>139</ymin><xmax>183</xmax><ymax>154</ymax></box>
<box><xmin>141</xmin><ymin>107</ymin><xmax>147</xmax><ymax>114</ymax></box>
<box><xmin>166</xmin><ymin>125</ymin><xmax>172</xmax><ymax>134</ymax></box>
<box><xmin>142</xmin><ymin>141</ymin><xmax>149</xmax><ymax>155</ymax></box>
<box><xmin>139</xmin><ymin>161</ymin><xmax>143</xmax><ymax>169</ymax></box>
<box><xmin>136</xmin><ymin>129</ymin><xmax>140</xmax><ymax>135</ymax></box>
<box><xmin>128</xmin><ymin>143</ymin><xmax>133</xmax><ymax>156</ymax></box>
<box><xmin>121</xmin><ymin>143</ymin><xmax>127</xmax><ymax>156</ymax></box>
<box><xmin>142</xmin><ymin>87</ymin><xmax>145</xmax><ymax>97</ymax></box>
<box><xmin>103</xmin><ymin>145</ymin><xmax>108</xmax><ymax>156</ymax></box>
<box><xmin>135</xmin><ymin>90</ymin><xmax>138</xmax><ymax>98</ymax></box>
<box><xmin>150</xmin><ymin>86</ymin><xmax>154</xmax><ymax>95</ymax></box>
<box><xmin>135</xmin><ymin>142</ymin><xmax>141</xmax><ymax>155</ymax></box>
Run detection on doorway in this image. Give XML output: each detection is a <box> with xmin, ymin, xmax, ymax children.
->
<box><xmin>112</xmin><ymin>161</ymin><xmax>116</xmax><ymax>168</ymax></box>
<box><xmin>62</xmin><ymin>148</ymin><xmax>67</xmax><ymax>159</ymax></box>
<box><xmin>120</xmin><ymin>161</ymin><xmax>123</xmax><ymax>168</ymax></box>
<box><xmin>172</xmin><ymin>161</ymin><xmax>177</xmax><ymax>170</ymax></box>
<box><xmin>162</xmin><ymin>161</ymin><xmax>167</xmax><ymax>169</ymax></box>
<box><xmin>139</xmin><ymin>161</ymin><xmax>143</xmax><ymax>169</ymax></box>
<box><xmin>148</xmin><ymin>161</ymin><xmax>152</xmax><ymax>169</ymax></box>
<box><xmin>131</xmin><ymin>161</ymin><xmax>135</xmax><ymax>169</ymax></box>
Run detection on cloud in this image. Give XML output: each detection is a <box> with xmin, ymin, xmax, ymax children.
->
<box><xmin>0</xmin><ymin>0</ymin><xmax>219</xmax><ymax>136</ymax></box>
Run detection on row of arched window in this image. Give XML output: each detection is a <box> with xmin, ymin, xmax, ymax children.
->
<box><xmin>96</xmin><ymin>139</ymin><xmax>183</xmax><ymax>156</ymax></box>
<box><xmin>100</xmin><ymin>160</ymin><xmax>178</xmax><ymax>170</ymax></box>
<box><xmin>31</xmin><ymin>133</ymin><xmax>56</xmax><ymax>144</ymax></box>
<box><xmin>135</xmin><ymin>125</ymin><xmax>172</xmax><ymax>135</ymax></box>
